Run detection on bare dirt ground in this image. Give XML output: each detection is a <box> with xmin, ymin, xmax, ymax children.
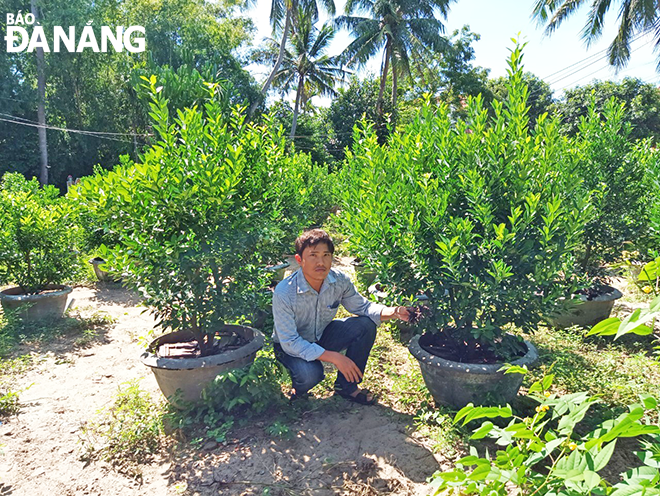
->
<box><xmin>0</xmin><ymin>260</ymin><xmax>447</xmax><ymax>496</ymax></box>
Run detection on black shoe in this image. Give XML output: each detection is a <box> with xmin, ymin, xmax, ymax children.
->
<box><xmin>288</xmin><ymin>390</ymin><xmax>309</xmax><ymax>404</ymax></box>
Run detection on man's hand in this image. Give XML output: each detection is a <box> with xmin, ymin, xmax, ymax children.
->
<box><xmin>319</xmin><ymin>351</ymin><xmax>363</xmax><ymax>383</ymax></box>
<box><xmin>380</xmin><ymin>306</ymin><xmax>410</xmax><ymax>322</ymax></box>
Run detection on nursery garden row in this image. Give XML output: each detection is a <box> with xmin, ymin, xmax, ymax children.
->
<box><xmin>1</xmin><ymin>47</ymin><xmax>660</xmax><ymax>495</ymax></box>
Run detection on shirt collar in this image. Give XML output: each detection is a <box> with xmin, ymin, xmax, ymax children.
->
<box><xmin>295</xmin><ymin>268</ymin><xmax>337</xmax><ymax>294</ymax></box>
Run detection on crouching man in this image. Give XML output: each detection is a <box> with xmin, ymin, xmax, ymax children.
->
<box><xmin>272</xmin><ymin>229</ymin><xmax>409</xmax><ymax>405</ymax></box>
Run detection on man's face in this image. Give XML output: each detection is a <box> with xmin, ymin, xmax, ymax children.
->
<box><xmin>295</xmin><ymin>242</ymin><xmax>333</xmax><ymax>286</ymax></box>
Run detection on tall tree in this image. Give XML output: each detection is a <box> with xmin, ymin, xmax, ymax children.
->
<box><xmin>336</xmin><ymin>0</ymin><xmax>455</xmax><ymax>116</ymax></box>
<box><xmin>532</xmin><ymin>0</ymin><xmax>660</xmax><ymax>69</ymax></box>
<box><xmin>399</xmin><ymin>26</ymin><xmax>491</xmax><ymax>120</ymax></box>
<box><xmin>262</xmin><ymin>7</ymin><xmax>347</xmax><ymax>138</ymax></box>
<box><xmin>552</xmin><ymin>77</ymin><xmax>660</xmax><ymax>140</ymax></box>
<box><xmin>254</xmin><ymin>0</ymin><xmax>336</xmax><ymax>115</ymax></box>
<box><xmin>0</xmin><ymin>0</ymin><xmax>257</xmax><ymax>189</ymax></box>
<box><xmin>31</xmin><ymin>0</ymin><xmax>49</xmax><ymax>185</ymax></box>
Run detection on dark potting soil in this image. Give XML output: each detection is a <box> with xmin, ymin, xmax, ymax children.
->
<box><xmin>156</xmin><ymin>330</ymin><xmax>248</xmax><ymax>358</ymax></box>
<box><xmin>576</xmin><ymin>286</ymin><xmax>614</xmax><ymax>301</ymax></box>
<box><xmin>418</xmin><ymin>331</ymin><xmax>526</xmax><ymax>364</ymax></box>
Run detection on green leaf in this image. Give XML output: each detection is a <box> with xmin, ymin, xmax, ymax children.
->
<box><xmin>470</xmin><ymin>421</ymin><xmax>495</xmax><ymax>440</ymax></box>
<box><xmin>583</xmin><ymin>470</ymin><xmax>602</xmax><ymax>491</ymax></box>
<box><xmin>592</xmin><ymin>440</ymin><xmax>617</xmax><ymax>471</ymax></box>
<box><xmin>501</xmin><ymin>365</ymin><xmax>528</xmax><ymax>375</ymax></box>
<box><xmin>637</xmin><ymin>450</ymin><xmax>660</xmax><ymax>469</ymax></box>
<box><xmin>623</xmin><ymin>466</ymin><xmax>660</xmax><ymax>483</ymax></box>
<box><xmin>588</xmin><ymin>317</ymin><xmax>622</xmax><ymax>336</ymax></box>
<box><xmin>468</xmin><ymin>462</ymin><xmax>492</xmax><ymax>481</ymax></box>
<box><xmin>610</xmin><ymin>483</ymin><xmax>656</xmax><ymax>496</ymax></box>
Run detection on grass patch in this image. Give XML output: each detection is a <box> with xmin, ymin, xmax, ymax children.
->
<box><xmin>0</xmin><ymin>307</ymin><xmax>116</xmax><ymax>359</ymax></box>
<box><xmin>80</xmin><ymin>380</ymin><xmax>167</xmax><ymax>478</ymax></box>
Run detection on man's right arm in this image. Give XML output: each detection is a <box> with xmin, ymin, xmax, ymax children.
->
<box><xmin>272</xmin><ymin>290</ymin><xmax>325</xmax><ymax>362</ymax></box>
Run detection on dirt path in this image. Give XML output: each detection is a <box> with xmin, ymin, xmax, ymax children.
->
<box><xmin>0</xmin><ymin>283</ymin><xmax>445</xmax><ymax>496</ymax></box>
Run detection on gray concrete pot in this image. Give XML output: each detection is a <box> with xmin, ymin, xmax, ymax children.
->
<box><xmin>140</xmin><ymin>325</ymin><xmax>264</xmax><ymax>407</ymax></box>
<box><xmin>408</xmin><ymin>334</ymin><xmax>538</xmax><ymax>409</ymax></box>
<box><xmin>549</xmin><ymin>285</ymin><xmax>623</xmax><ymax>329</ymax></box>
<box><xmin>352</xmin><ymin>259</ymin><xmax>377</xmax><ymax>286</ymax></box>
<box><xmin>0</xmin><ymin>284</ymin><xmax>72</xmax><ymax>321</ymax></box>
<box><xmin>265</xmin><ymin>260</ymin><xmax>291</xmax><ymax>283</ymax></box>
<box><xmin>89</xmin><ymin>257</ymin><xmax>110</xmax><ymax>281</ymax></box>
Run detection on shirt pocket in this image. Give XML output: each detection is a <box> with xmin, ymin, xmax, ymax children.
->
<box><xmin>322</xmin><ymin>300</ymin><xmax>340</xmax><ymax>321</ymax></box>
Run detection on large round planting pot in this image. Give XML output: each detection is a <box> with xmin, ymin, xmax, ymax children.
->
<box><xmin>549</xmin><ymin>285</ymin><xmax>623</xmax><ymax>329</ymax></box>
<box><xmin>89</xmin><ymin>257</ymin><xmax>110</xmax><ymax>282</ymax></box>
<box><xmin>352</xmin><ymin>259</ymin><xmax>377</xmax><ymax>287</ymax></box>
<box><xmin>408</xmin><ymin>334</ymin><xmax>538</xmax><ymax>408</ymax></box>
<box><xmin>140</xmin><ymin>325</ymin><xmax>264</xmax><ymax>406</ymax></box>
<box><xmin>0</xmin><ymin>284</ymin><xmax>72</xmax><ymax>321</ymax></box>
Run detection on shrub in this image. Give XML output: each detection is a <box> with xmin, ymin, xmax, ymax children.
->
<box><xmin>337</xmin><ymin>44</ymin><xmax>590</xmax><ymax>359</ymax></box>
<box><xmin>72</xmin><ymin>77</ymin><xmax>332</xmax><ymax>354</ymax></box>
<box><xmin>572</xmin><ymin>97</ymin><xmax>652</xmax><ymax>269</ymax></box>
<box><xmin>0</xmin><ymin>173</ymin><xmax>81</xmax><ymax>294</ymax></box>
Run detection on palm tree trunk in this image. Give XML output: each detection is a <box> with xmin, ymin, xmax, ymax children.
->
<box><xmin>249</xmin><ymin>8</ymin><xmax>293</xmax><ymax>117</ymax></box>
<box><xmin>377</xmin><ymin>37</ymin><xmax>392</xmax><ymax>117</ymax></box>
<box><xmin>32</xmin><ymin>0</ymin><xmax>48</xmax><ymax>186</ymax></box>
<box><xmin>391</xmin><ymin>63</ymin><xmax>398</xmax><ymax>112</ymax></box>
<box><xmin>290</xmin><ymin>76</ymin><xmax>304</xmax><ymax>139</ymax></box>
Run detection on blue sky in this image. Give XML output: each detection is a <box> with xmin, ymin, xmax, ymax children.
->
<box><xmin>246</xmin><ymin>0</ymin><xmax>660</xmax><ymax>101</ymax></box>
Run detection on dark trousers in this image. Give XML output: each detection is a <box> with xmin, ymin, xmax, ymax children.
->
<box><xmin>273</xmin><ymin>316</ymin><xmax>377</xmax><ymax>395</ymax></box>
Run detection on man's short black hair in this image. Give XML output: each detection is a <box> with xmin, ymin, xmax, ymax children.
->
<box><xmin>295</xmin><ymin>229</ymin><xmax>335</xmax><ymax>257</ymax></box>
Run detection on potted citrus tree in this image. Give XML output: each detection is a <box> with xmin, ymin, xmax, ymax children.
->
<box><xmin>338</xmin><ymin>45</ymin><xmax>592</xmax><ymax>408</ymax></box>
<box><xmin>547</xmin><ymin>97</ymin><xmax>654</xmax><ymax>328</ymax></box>
<box><xmin>72</xmin><ymin>77</ymin><xmax>332</xmax><ymax>404</ymax></box>
<box><xmin>0</xmin><ymin>173</ymin><xmax>80</xmax><ymax>321</ymax></box>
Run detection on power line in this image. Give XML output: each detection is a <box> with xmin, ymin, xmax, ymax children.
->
<box><xmin>0</xmin><ymin>112</ymin><xmax>151</xmax><ymax>138</ymax></box>
<box><xmin>541</xmin><ymin>28</ymin><xmax>654</xmax><ymax>85</ymax></box>
<box><xmin>0</xmin><ymin>116</ymin><xmax>149</xmax><ymax>144</ymax></box>
<box><xmin>556</xmin><ymin>38</ymin><xmax>655</xmax><ymax>91</ymax></box>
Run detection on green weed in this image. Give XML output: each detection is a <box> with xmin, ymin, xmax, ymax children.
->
<box><xmin>266</xmin><ymin>420</ymin><xmax>292</xmax><ymax>439</ymax></box>
<box><xmin>165</xmin><ymin>352</ymin><xmax>291</xmax><ymax>446</ymax></box>
<box><xmin>0</xmin><ymin>388</ymin><xmax>19</xmax><ymax>417</ymax></box>
<box><xmin>80</xmin><ymin>380</ymin><xmax>166</xmax><ymax>478</ymax></box>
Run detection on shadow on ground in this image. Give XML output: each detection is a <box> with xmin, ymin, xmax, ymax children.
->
<box><xmin>86</xmin><ymin>282</ymin><xmax>144</xmax><ymax>307</ymax></box>
<box><xmin>162</xmin><ymin>399</ymin><xmax>440</xmax><ymax>495</ymax></box>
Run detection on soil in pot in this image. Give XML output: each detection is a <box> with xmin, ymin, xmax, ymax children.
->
<box><xmin>418</xmin><ymin>330</ymin><xmax>527</xmax><ymax>364</ymax></box>
<box><xmin>156</xmin><ymin>329</ymin><xmax>248</xmax><ymax>358</ymax></box>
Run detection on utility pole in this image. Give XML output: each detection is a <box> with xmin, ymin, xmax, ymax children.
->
<box><xmin>31</xmin><ymin>0</ymin><xmax>48</xmax><ymax>185</ymax></box>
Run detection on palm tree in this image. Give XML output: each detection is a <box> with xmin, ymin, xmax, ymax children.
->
<box><xmin>251</xmin><ymin>0</ymin><xmax>336</xmax><ymax>116</ymax></box>
<box><xmin>265</xmin><ymin>7</ymin><xmax>348</xmax><ymax>138</ymax></box>
<box><xmin>336</xmin><ymin>0</ymin><xmax>455</xmax><ymax>116</ymax></box>
<box><xmin>532</xmin><ymin>0</ymin><xmax>660</xmax><ymax>69</ymax></box>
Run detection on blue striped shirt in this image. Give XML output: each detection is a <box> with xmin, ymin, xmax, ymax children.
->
<box><xmin>272</xmin><ymin>268</ymin><xmax>386</xmax><ymax>361</ymax></box>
